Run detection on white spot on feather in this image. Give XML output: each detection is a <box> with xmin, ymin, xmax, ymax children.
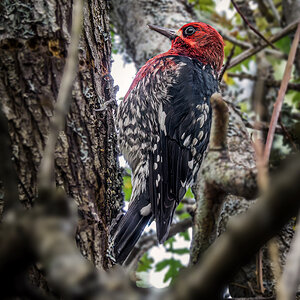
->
<box><xmin>188</xmin><ymin>159</ymin><xmax>194</xmax><ymax>169</ymax></box>
<box><xmin>198</xmin><ymin>131</ymin><xmax>204</xmax><ymax>140</ymax></box>
<box><xmin>203</xmin><ymin>103</ymin><xmax>209</xmax><ymax>113</ymax></box>
<box><xmin>183</xmin><ymin>135</ymin><xmax>191</xmax><ymax>147</ymax></box>
<box><xmin>191</xmin><ymin>147</ymin><xmax>196</xmax><ymax>156</ymax></box>
<box><xmin>158</xmin><ymin>103</ymin><xmax>167</xmax><ymax>134</ymax></box>
<box><xmin>154</xmin><ymin>162</ymin><xmax>158</xmax><ymax>170</ymax></box>
<box><xmin>192</xmin><ymin>138</ymin><xmax>198</xmax><ymax>146</ymax></box>
<box><xmin>140</xmin><ymin>203</ymin><xmax>151</xmax><ymax>216</ymax></box>
<box><xmin>124</xmin><ymin>117</ymin><xmax>130</xmax><ymax>127</ymax></box>
<box><xmin>198</xmin><ymin>115</ymin><xmax>205</xmax><ymax>128</ymax></box>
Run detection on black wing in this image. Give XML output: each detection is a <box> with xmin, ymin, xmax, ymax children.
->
<box><xmin>149</xmin><ymin>56</ymin><xmax>218</xmax><ymax>243</ymax></box>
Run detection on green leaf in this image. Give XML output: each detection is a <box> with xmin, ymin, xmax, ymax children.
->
<box><xmin>164</xmin><ymin>236</ymin><xmax>175</xmax><ymax>248</ymax></box>
<box><xmin>176</xmin><ymin>202</ymin><xmax>184</xmax><ymax>212</ymax></box>
<box><xmin>184</xmin><ymin>188</ymin><xmax>194</xmax><ymax>199</ymax></box>
<box><xmin>155</xmin><ymin>258</ymin><xmax>183</xmax><ymax>283</ymax></box>
<box><xmin>155</xmin><ymin>259</ymin><xmax>170</xmax><ymax>272</ymax></box>
<box><xmin>230</xmin><ymin>57</ymin><xmax>252</xmax><ymax>73</ymax></box>
<box><xmin>179</xmin><ymin>212</ymin><xmax>191</xmax><ymax>220</ymax></box>
<box><xmin>123</xmin><ymin>175</ymin><xmax>132</xmax><ymax>201</ymax></box>
<box><xmin>274</xmin><ymin>36</ymin><xmax>291</xmax><ymax>55</ymax></box>
<box><xmin>188</xmin><ymin>0</ymin><xmax>215</xmax><ymax>13</ymax></box>
<box><xmin>137</xmin><ymin>252</ymin><xmax>154</xmax><ymax>272</ymax></box>
<box><xmin>179</xmin><ymin>231</ymin><xmax>190</xmax><ymax>241</ymax></box>
<box><xmin>291</xmin><ymin>91</ymin><xmax>300</xmax><ymax>105</ymax></box>
<box><xmin>166</xmin><ymin>247</ymin><xmax>190</xmax><ymax>255</ymax></box>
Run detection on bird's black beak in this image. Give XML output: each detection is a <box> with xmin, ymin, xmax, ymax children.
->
<box><xmin>148</xmin><ymin>24</ymin><xmax>178</xmax><ymax>41</ymax></box>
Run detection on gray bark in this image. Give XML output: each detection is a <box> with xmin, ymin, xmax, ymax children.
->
<box><xmin>110</xmin><ymin>0</ymin><xmax>194</xmax><ymax>68</ymax></box>
<box><xmin>0</xmin><ymin>0</ymin><xmax>122</xmax><ymax>271</ymax></box>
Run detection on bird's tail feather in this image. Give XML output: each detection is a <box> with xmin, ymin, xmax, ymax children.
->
<box><xmin>109</xmin><ymin>193</ymin><xmax>152</xmax><ymax>264</ymax></box>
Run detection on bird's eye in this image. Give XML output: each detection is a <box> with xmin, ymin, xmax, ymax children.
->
<box><xmin>184</xmin><ymin>26</ymin><xmax>196</xmax><ymax>36</ymax></box>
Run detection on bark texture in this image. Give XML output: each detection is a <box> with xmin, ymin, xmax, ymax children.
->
<box><xmin>110</xmin><ymin>0</ymin><xmax>193</xmax><ymax>68</ymax></box>
<box><xmin>0</xmin><ymin>0</ymin><xmax>122</xmax><ymax>270</ymax></box>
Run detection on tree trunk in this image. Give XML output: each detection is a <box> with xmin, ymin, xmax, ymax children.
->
<box><xmin>0</xmin><ymin>0</ymin><xmax>122</xmax><ymax>271</ymax></box>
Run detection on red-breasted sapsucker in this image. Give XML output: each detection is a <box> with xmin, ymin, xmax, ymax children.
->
<box><xmin>109</xmin><ymin>22</ymin><xmax>224</xmax><ymax>264</ymax></box>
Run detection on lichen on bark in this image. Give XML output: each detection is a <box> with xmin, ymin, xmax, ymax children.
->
<box><xmin>0</xmin><ymin>0</ymin><xmax>122</xmax><ymax>270</ymax></box>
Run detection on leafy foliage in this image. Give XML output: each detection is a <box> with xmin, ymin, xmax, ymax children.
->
<box><xmin>155</xmin><ymin>258</ymin><xmax>184</xmax><ymax>283</ymax></box>
<box><xmin>188</xmin><ymin>0</ymin><xmax>215</xmax><ymax>13</ymax></box>
<box><xmin>137</xmin><ymin>252</ymin><xmax>154</xmax><ymax>272</ymax></box>
<box><xmin>122</xmin><ymin>172</ymin><xmax>132</xmax><ymax>202</ymax></box>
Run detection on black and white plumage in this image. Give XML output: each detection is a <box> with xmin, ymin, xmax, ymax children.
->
<box><xmin>109</xmin><ymin>22</ymin><xmax>224</xmax><ymax>264</ymax></box>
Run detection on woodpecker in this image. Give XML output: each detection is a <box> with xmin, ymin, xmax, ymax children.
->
<box><xmin>110</xmin><ymin>22</ymin><xmax>224</xmax><ymax>264</ymax></box>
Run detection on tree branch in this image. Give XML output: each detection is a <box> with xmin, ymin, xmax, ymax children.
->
<box><xmin>169</xmin><ymin>155</ymin><xmax>300</xmax><ymax>299</ymax></box>
<box><xmin>263</xmin><ymin>23</ymin><xmax>300</xmax><ymax>162</ymax></box>
<box><xmin>219</xmin><ymin>45</ymin><xmax>236</xmax><ymax>82</ymax></box>
<box><xmin>227</xmin><ymin>73</ymin><xmax>300</xmax><ymax>91</ymax></box>
<box><xmin>38</xmin><ymin>0</ymin><xmax>83</xmax><ymax>189</ymax></box>
<box><xmin>228</xmin><ymin>18</ymin><xmax>300</xmax><ymax>69</ymax></box>
<box><xmin>230</xmin><ymin>0</ymin><xmax>276</xmax><ymax>49</ymax></box>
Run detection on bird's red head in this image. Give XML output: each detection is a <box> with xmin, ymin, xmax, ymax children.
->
<box><xmin>149</xmin><ymin>22</ymin><xmax>225</xmax><ymax>72</ymax></box>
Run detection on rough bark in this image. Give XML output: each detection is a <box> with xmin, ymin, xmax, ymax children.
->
<box><xmin>0</xmin><ymin>0</ymin><xmax>122</xmax><ymax>271</ymax></box>
<box><xmin>110</xmin><ymin>0</ymin><xmax>194</xmax><ymax>68</ymax></box>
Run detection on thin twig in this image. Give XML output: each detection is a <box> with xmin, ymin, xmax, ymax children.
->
<box><xmin>38</xmin><ymin>0</ymin><xmax>83</xmax><ymax>189</ymax></box>
<box><xmin>278</xmin><ymin>118</ymin><xmax>298</xmax><ymax>151</ymax></box>
<box><xmin>228</xmin><ymin>18</ymin><xmax>300</xmax><ymax>69</ymax></box>
<box><xmin>265</xmin><ymin>0</ymin><xmax>281</xmax><ymax>25</ymax></box>
<box><xmin>267</xmin><ymin>81</ymin><xmax>300</xmax><ymax>91</ymax></box>
<box><xmin>263</xmin><ymin>23</ymin><xmax>300</xmax><ymax>163</ymax></box>
<box><xmin>227</xmin><ymin>72</ymin><xmax>300</xmax><ymax>91</ymax></box>
<box><xmin>228</xmin><ymin>72</ymin><xmax>257</xmax><ymax>80</ymax></box>
<box><xmin>292</xmin><ymin>112</ymin><xmax>300</xmax><ymax>120</ymax></box>
<box><xmin>246</xmin><ymin>120</ymin><xmax>283</xmax><ymax>134</ymax></box>
<box><xmin>256</xmin><ymin>248</ymin><xmax>266</xmax><ymax>294</ymax></box>
<box><xmin>221</xmin><ymin>32</ymin><xmax>251</xmax><ymax>49</ymax></box>
<box><xmin>231</xmin><ymin>0</ymin><xmax>276</xmax><ymax>49</ymax></box>
<box><xmin>219</xmin><ymin>45</ymin><xmax>236</xmax><ymax>81</ymax></box>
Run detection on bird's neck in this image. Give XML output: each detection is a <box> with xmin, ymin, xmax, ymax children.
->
<box><xmin>166</xmin><ymin>45</ymin><xmax>223</xmax><ymax>72</ymax></box>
